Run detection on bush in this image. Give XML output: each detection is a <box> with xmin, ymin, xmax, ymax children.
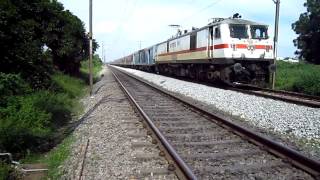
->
<box><xmin>32</xmin><ymin>91</ymin><xmax>73</xmax><ymax>128</ymax></box>
<box><xmin>0</xmin><ymin>73</ymin><xmax>31</xmax><ymax>105</ymax></box>
<box><xmin>0</xmin><ymin>68</ymin><xmax>90</xmax><ymax>157</ymax></box>
<box><xmin>0</xmin><ymin>162</ymin><xmax>12</xmax><ymax>180</ymax></box>
<box><xmin>51</xmin><ymin>73</ymin><xmax>86</xmax><ymax>98</ymax></box>
<box><xmin>276</xmin><ymin>61</ymin><xmax>320</xmax><ymax>95</ymax></box>
<box><xmin>292</xmin><ymin>73</ymin><xmax>320</xmax><ymax>96</ymax></box>
<box><xmin>80</xmin><ymin>55</ymin><xmax>103</xmax><ymax>83</ymax></box>
<box><xmin>0</xmin><ymin>90</ymin><xmax>74</xmax><ymax>153</ymax></box>
<box><xmin>0</xmin><ymin>94</ymin><xmax>51</xmax><ymax>153</ymax></box>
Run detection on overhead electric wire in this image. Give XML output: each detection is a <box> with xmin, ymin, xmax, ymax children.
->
<box><xmin>179</xmin><ymin>0</ymin><xmax>224</xmax><ymax>24</ymax></box>
<box><xmin>110</xmin><ymin>0</ymin><xmax>139</xmax><ymax>58</ymax></box>
<box><xmin>110</xmin><ymin>0</ymin><xmax>130</xmax><ymax>46</ymax></box>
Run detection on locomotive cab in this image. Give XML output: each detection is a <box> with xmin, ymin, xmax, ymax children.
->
<box><xmin>226</xmin><ymin>23</ymin><xmax>273</xmax><ymax>60</ymax></box>
<box><xmin>214</xmin><ymin>20</ymin><xmax>275</xmax><ymax>87</ymax></box>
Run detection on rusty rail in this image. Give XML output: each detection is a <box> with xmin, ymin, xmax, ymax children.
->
<box><xmin>110</xmin><ymin>66</ymin><xmax>320</xmax><ymax>179</ymax></box>
<box><xmin>111</xmin><ymin>68</ymin><xmax>197</xmax><ymax>180</ymax></box>
<box><xmin>232</xmin><ymin>83</ymin><xmax>320</xmax><ymax>108</ymax></box>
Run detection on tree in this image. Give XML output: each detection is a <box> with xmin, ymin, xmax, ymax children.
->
<box><xmin>37</xmin><ymin>1</ymin><xmax>99</xmax><ymax>75</ymax></box>
<box><xmin>31</xmin><ymin>0</ymin><xmax>99</xmax><ymax>75</ymax></box>
<box><xmin>0</xmin><ymin>0</ymin><xmax>99</xmax><ymax>88</ymax></box>
<box><xmin>0</xmin><ymin>0</ymin><xmax>52</xmax><ymax>89</ymax></box>
<box><xmin>292</xmin><ymin>0</ymin><xmax>320</xmax><ymax>64</ymax></box>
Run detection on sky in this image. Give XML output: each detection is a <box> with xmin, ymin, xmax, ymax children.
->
<box><xmin>58</xmin><ymin>0</ymin><xmax>306</xmax><ymax>62</ymax></box>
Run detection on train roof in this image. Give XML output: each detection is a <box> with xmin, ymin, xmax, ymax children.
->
<box><xmin>210</xmin><ymin>18</ymin><xmax>268</xmax><ymax>26</ymax></box>
<box><xmin>115</xmin><ymin>18</ymin><xmax>268</xmax><ymax>61</ymax></box>
<box><xmin>158</xmin><ymin>18</ymin><xmax>268</xmax><ymax>44</ymax></box>
<box><xmin>126</xmin><ymin>18</ymin><xmax>269</xmax><ymax>54</ymax></box>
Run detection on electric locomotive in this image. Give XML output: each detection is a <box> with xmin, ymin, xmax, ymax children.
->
<box><xmin>112</xmin><ymin>17</ymin><xmax>275</xmax><ymax>87</ymax></box>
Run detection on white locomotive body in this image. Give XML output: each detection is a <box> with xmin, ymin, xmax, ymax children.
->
<box><xmin>113</xmin><ymin>18</ymin><xmax>276</xmax><ymax>87</ymax></box>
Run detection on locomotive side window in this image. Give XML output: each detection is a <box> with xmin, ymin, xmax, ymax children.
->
<box><xmin>229</xmin><ymin>25</ymin><xmax>248</xmax><ymax>39</ymax></box>
<box><xmin>251</xmin><ymin>26</ymin><xmax>268</xmax><ymax>39</ymax></box>
<box><xmin>214</xmin><ymin>27</ymin><xmax>221</xmax><ymax>39</ymax></box>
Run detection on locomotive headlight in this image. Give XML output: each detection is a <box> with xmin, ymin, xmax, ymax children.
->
<box><xmin>247</xmin><ymin>45</ymin><xmax>255</xmax><ymax>51</ymax></box>
<box><xmin>268</xmin><ymin>64</ymin><xmax>276</xmax><ymax>73</ymax></box>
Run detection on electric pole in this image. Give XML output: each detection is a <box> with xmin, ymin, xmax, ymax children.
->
<box><xmin>102</xmin><ymin>42</ymin><xmax>104</xmax><ymax>63</ymax></box>
<box><xmin>104</xmin><ymin>49</ymin><xmax>106</xmax><ymax>64</ymax></box>
<box><xmin>89</xmin><ymin>0</ymin><xmax>93</xmax><ymax>95</ymax></box>
<box><xmin>272</xmin><ymin>0</ymin><xmax>280</xmax><ymax>89</ymax></box>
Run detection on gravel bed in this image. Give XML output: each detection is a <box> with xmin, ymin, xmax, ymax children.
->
<box><xmin>60</xmin><ymin>66</ymin><xmax>177</xmax><ymax>180</ymax></box>
<box><xmin>112</xmin><ymin>66</ymin><xmax>320</xmax><ymax>159</ymax></box>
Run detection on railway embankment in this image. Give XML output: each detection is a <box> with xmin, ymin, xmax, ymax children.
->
<box><xmin>0</xmin><ymin>58</ymin><xmax>103</xmax><ymax>179</ymax></box>
<box><xmin>113</xmin><ymin>65</ymin><xmax>320</xmax><ymax>161</ymax></box>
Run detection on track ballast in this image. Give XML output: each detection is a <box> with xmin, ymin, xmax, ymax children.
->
<box><xmin>110</xmin><ymin>66</ymin><xmax>319</xmax><ymax>179</ymax></box>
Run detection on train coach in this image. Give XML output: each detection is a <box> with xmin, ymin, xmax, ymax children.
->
<box><xmin>112</xmin><ymin>17</ymin><xmax>276</xmax><ymax>87</ymax></box>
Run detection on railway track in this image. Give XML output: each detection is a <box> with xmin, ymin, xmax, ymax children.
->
<box><xmin>116</xmin><ymin>66</ymin><xmax>320</xmax><ymax>108</ymax></box>
<box><xmin>110</xmin><ymin>66</ymin><xmax>320</xmax><ymax>180</ymax></box>
<box><xmin>230</xmin><ymin>83</ymin><xmax>320</xmax><ymax>108</ymax></box>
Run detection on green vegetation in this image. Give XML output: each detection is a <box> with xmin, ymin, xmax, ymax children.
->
<box><xmin>22</xmin><ymin>136</ymin><xmax>74</xmax><ymax>179</ymax></box>
<box><xmin>0</xmin><ymin>162</ymin><xmax>13</xmax><ymax>179</ymax></box>
<box><xmin>45</xmin><ymin>136</ymin><xmax>74</xmax><ymax>179</ymax></box>
<box><xmin>292</xmin><ymin>0</ymin><xmax>320</xmax><ymax>64</ymax></box>
<box><xmin>80</xmin><ymin>55</ymin><xmax>104</xmax><ymax>83</ymax></box>
<box><xmin>0</xmin><ymin>73</ymin><xmax>85</xmax><ymax>153</ymax></box>
<box><xmin>0</xmin><ymin>0</ymin><xmax>103</xmax><ymax>179</ymax></box>
<box><xmin>0</xmin><ymin>62</ymin><xmax>102</xmax><ymax>179</ymax></box>
<box><xmin>275</xmin><ymin>60</ymin><xmax>320</xmax><ymax>96</ymax></box>
<box><xmin>0</xmin><ymin>0</ymin><xmax>99</xmax><ymax>85</ymax></box>
<box><xmin>52</xmin><ymin>73</ymin><xmax>87</xmax><ymax>98</ymax></box>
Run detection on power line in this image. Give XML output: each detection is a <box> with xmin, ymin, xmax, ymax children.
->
<box><xmin>179</xmin><ymin>0</ymin><xmax>224</xmax><ymax>24</ymax></box>
<box><xmin>111</xmin><ymin>0</ymin><xmax>139</xmax><ymax>49</ymax></box>
<box><xmin>110</xmin><ymin>0</ymin><xmax>130</xmax><ymax>46</ymax></box>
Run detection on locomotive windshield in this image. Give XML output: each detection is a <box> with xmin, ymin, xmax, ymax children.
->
<box><xmin>229</xmin><ymin>24</ymin><xmax>248</xmax><ymax>39</ymax></box>
<box><xmin>251</xmin><ymin>25</ymin><xmax>268</xmax><ymax>39</ymax></box>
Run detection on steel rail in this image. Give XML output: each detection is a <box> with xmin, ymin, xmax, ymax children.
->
<box><xmin>236</xmin><ymin>83</ymin><xmax>320</xmax><ymax>100</ymax></box>
<box><xmin>111</xmin><ymin>64</ymin><xmax>320</xmax><ymax>108</ymax></box>
<box><xmin>110</xmin><ymin>68</ymin><xmax>197</xmax><ymax>180</ymax></box>
<box><xmin>231</xmin><ymin>87</ymin><xmax>320</xmax><ymax>108</ymax></box>
<box><xmin>231</xmin><ymin>84</ymin><xmax>320</xmax><ymax>108</ymax></box>
<box><xmin>110</xmin><ymin>66</ymin><xmax>320</xmax><ymax>179</ymax></box>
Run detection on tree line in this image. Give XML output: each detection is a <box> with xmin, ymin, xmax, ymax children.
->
<box><xmin>0</xmin><ymin>0</ymin><xmax>99</xmax><ymax>156</ymax></box>
<box><xmin>293</xmin><ymin>0</ymin><xmax>320</xmax><ymax>64</ymax></box>
<box><xmin>0</xmin><ymin>0</ymin><xmax>98</xmax><ymax>89</ymax></box>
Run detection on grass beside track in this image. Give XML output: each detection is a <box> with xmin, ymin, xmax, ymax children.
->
<box><xmin>19</xmin><ymin>61</ymin><xmax>103</xmax><ymax>179</ymax></box>
<box><xmin>80</xmin><ymin>55</ymin><xmax>103</xmax><ymax>83</ymax></box>
<box><xmin>21</xmin><ymin>135</ymin><xmax>74</xmax><ymax>179</ymax></box>
<box><xmin>0</xmin><ymin>73</ymin><xmax>86</xmax><ymax>179</ymax></box>
<box><xmin>275</xmin><ymin>60</ymin><xmax>320</xmax><ymax>96</ymax></box>
<box><xmin>0</xmin><ymin>59</ymin><xmax>103</xmax><ymax>179</ymax></box>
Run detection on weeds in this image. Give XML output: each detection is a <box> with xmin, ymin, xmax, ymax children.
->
<box><xmin>275</xmin><ymin>61</ymin><xmax>320</xmax><ymax>96</ymax></box>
